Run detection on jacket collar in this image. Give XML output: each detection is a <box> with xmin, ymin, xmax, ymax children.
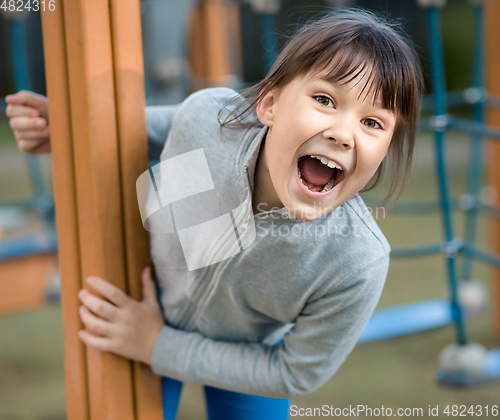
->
<box><xmin>238</xmin><ymin>125</ymin><xmax>297</xmax><ymax>220</ymax></box>
<box><xmin>240</xmin><ymin>124</ymin><xmax>268</xmax><ymax>194</ymax></box>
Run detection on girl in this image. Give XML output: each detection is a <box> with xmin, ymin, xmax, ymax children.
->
<box><xmin>5</xmin><ymin>8</ymin><xmax>422</xmax><ymax>419</ymax></box>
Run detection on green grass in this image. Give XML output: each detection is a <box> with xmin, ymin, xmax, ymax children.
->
<box><xmin>0</xmin><ymin>114</ymin><xmax>15</xmax><ymax>146</ymax></box>
<box><xmin>1</xmin><ymin>118</ymin><xmax>499</xmax><ymax>419</ymax></box>
<box><xmin>0</xmin><ymin>305</ymin><xmax>66</xmax><ymax>420</ymax></box>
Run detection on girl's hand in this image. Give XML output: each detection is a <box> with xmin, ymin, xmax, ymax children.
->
<box><xmin>77</xmin><ymin>267</ymin><xmax>165</xmax><ymax>366</ymax></box>
<box><xmin>5</xmin><ymin>91</ymin><xmax>51</xmax><ymax>155</ymax></box>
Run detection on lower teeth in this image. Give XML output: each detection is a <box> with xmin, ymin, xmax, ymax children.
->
<box><xmin>321</xmin><ymin>177</ymin><xmax>336</xmax><ymax>192</ymax></box>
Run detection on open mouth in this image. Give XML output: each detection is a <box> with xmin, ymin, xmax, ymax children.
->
<box><xmin>297</xmin><ymin>155</ymin><xmax>345</xmax><ymax>193</ymax></box>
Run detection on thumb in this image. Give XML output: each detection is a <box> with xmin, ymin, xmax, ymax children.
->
<box><xmin>141</xmin><ymin>266</ymin><xmax>158</xmax><ymax>306</ymax></box>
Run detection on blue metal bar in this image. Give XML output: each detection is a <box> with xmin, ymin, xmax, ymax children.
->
<box><xmin>427</xmin><ymin>7</ymin><xmax>467</xmax><ymax>345</ymax></box>
<box><xmin>0</xmin><ymin>232</ymin><xmax>58</xmax><ymax>261</ymax></box>
<box><xmin>390</xmin><ymin>242</ymin><xmax>444</xmax><ymax>258</ymax></box>
<box><xmin>460</xmin><ymin>243</ymin><xmax>500</xmax><ymax>269</ymax></box>
<box><xmin>477</xmin><ymin>203</ymin><xmax>500</xmax><ymax>220</ymax></box>
<box><xmin>261</xmin><ymin>13</ymin><xmax>277</xmax><ymax>74</ymax></box>
<box><xmin>421</xmin><ymin>88</ymin><xmax>487</xmax><ymax>110</ymax></box>
<box><xmin>359</xmin><ymin>299</ymin><xmax>454</xmax><ymax>343</ymax></box>
<box><xmin>448</xmin><ymin>116</ymin><xmax>500</xmax><ymax>138</ymax></box>
<box><xmin>10</xmin><ymin>20</ymin><xmax>56</xmax><ymax>233</ymax></box>
<box><xmin>419</xmin><ymin>115</ymin><xmax>500</xmax><ymax>138</ymax></box>
<box><xmin>11</xmin><ymin>20</ymin><xmax>47</xmax><ymax>200</ymax></box>
<box><xmin>461</xmin><ymin>4</ymin><xmax>486</xmax><ymax>282</ymax></box>
<box><xmin>364</xmin><ymin>195</ymin><xmax>496</xmax><ymax>215</ymax></box>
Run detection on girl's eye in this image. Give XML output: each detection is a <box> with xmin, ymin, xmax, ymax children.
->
<box><xmin>314</xmin><ymin>95</ymin><xmax>334</xmax><ymax>108</ymax></box>
<box><xmin>362</xmin><ymin>118</ymin><xmax>382</xmax><ymax>129</ymax></box>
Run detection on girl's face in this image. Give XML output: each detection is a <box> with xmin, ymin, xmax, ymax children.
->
<box><xmin>255</xmin><ymin>71</ymin><xmax>397</xmax><ymax>221</ymax></box>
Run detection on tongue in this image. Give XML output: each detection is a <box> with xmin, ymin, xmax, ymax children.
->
<box><xmin>298</xmin><ymin>156</ymin><xmax>334</xmax><ymax>188</ymax></box>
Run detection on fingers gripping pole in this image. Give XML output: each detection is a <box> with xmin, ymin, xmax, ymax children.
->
<box><xmin>40</xmin><ymin>0</ymin><xmax>163</xmax><ymax>418</ymax></box>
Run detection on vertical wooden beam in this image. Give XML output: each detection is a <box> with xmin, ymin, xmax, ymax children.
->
<box><xmin>42</xmin><ymin>0</ymin><xmax>163</xmax><ymax>418</ymax></box>
<box><xmin>486</xmin><ymin>0</ymin><xmax>500</xmax><ymax>340</ymax></box>
<box><xmin>40</xmin><ymin>4</ymin><xmax>89</xmax><ymax>420</ymax></box>
<box><xmin>188</xmin><ymin>0</ymin><xmax>239</xmax><ymax>90</ymax></box>
<box><xmin>188</xmin><ymin>2</ymin><xmax>208</xmax><ymax>90</ymax></box>
<box><xmin>204</xmin><ymin>0</ymin><xmax>232</xmax><ymax>83</ymax></box>
<box><xmin>109</xmin><ymin>0</ymin><xmax>163</xmax><ymax>418</ymax></box>
<box><xmin>62</xmin><ymin>0</ymin><xmax>136</xmax><ymax>416</ymax></box>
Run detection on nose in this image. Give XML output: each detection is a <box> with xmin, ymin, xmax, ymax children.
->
<box><xmin>323</xmin><ymin>120</ymin><xmax>355</xmax><ymax>150</ymax></box>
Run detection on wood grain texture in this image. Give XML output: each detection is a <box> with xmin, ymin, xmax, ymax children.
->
<box><xmin>188</xmin><ymin>0</ymin><xmax>237</xmax><ymax>90</ymax></box>
<box><xmin>109</xmin><ymin>0</ymin><xmax>163</xmax><ymax>418</ymax></box>
<box><xmin>62</xmin><ymin>0</ymin><xmax>136</xmax><ymax>417</ymax></box>
<box><xmin>40</xmin><ymin>4</ymin><xmax>90</xmax><ymax>419</ymax></box>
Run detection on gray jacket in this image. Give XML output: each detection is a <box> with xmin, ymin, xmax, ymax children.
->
<box><xmin>145</xmin><ymin>88</ymin><xmax>390</xmax><ymax>398</ymax></box>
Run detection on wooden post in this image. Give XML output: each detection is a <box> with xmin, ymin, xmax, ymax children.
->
<box><xmin>40</xmin><ymin>3</ymin><xmax>89</xmax><ymax>419</ymax></box>
<box><xmin>40</xmin><ymin>0</ymin><xmax>163</xmax><ymax>419</ymax></box>
<box><xmin>188</xmin><ymin>0</ymin><xmax>241</xmax><ymax>91</ymax></box>
<box><xmin>486</xmin><ymin>0</ymin><xmax>500</xmax><ymax>341</ymax></box>
<box><xmin>109</xmin><ymin>0</ymin><xmax>164</xmax><ymax>418</ymax></box>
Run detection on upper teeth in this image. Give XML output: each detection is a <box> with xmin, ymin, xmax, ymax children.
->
<box><xmin>310</xmin><ymin>155</ymin><xmax>342</xmax><ymax>170</ymax></box>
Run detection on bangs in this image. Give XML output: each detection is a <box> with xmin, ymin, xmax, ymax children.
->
<box><xmin>295</xmin><ymin>29</ymin><xmax>412</xmax><ymax>117</ymax></box>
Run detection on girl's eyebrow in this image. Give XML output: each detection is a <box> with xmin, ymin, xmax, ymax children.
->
<box><xmin>312</xmin><ymin>77</ymin><xmax>393</xmax><ymax>113</ymax></box>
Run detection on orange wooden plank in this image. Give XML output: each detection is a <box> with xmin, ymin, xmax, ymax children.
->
<box><xmin>204</xmin><ymin>0</ymin><xmax>232</xmax><ymax>84</ymax></box>
<box><xmin>0</xmin><ymin>254</ymin><xmax>57</xmax><ymax>315</ymax></box>
<box><xmin>109</xmin><ymin>0</ymin><xmax>163</xmax><ymax>418</ymax></box>
<box><xmin>188</xmin><ymin>1</ymin><xmax>209</xmax><ymax>91</ymax></box>
<box><xmin>40</xmin><ymin>4</ymin><xmax>90</xmax><ymax>420</ymax></box>
<box><xmin>188</xmin><ymin>0</ymin><xmax>238</xmax><ymax>90</ymax></box>
<box><xmin>486</xmin><ymin>0</ymin><xmax>500</xmax><ymax>341</ymax></box>
<box><xmin>61</xmin><ymin>0</ymin><xmax>135</xmax><ymax>418</ymax></box>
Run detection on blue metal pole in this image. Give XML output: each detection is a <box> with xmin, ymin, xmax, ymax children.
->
<box><xmin>10</xmin><ymin>19</ymin><xmax>55</xmax><ymax>230</ymax></box>
<box><xmin>261</xmin><ymin>13</ymin><xmax>277</xmax><ymax>74</ymax></box>
<box><xmin>427</xmin><ymin>7</ymin><xmax>468</xmax><ymax>345</ymax></box>
<box><xmin>10</xmin><ymin>20</ymin><xmax>47</xmax><ymax>199</ymax></box>
<box><xmin>461</xmin><ymin>3</ymin><xmax>485</xmax><ymax>282</ymax></box>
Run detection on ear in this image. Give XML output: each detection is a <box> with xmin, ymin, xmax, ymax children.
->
<box><xmin>256</xmin><ymin>90</ymin><xmax>276</xmax><ymax>127</ymax></box>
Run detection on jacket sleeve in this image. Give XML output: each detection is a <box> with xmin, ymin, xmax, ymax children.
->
<box><xmin>146</xmin><ymin>104</ymin><xmax>181</xmax><ymax>161</ymax></box>
<box><xmin>150</xmin><ymin>254</ymin><xmax>389</xmax><ymax>398</ymax></box>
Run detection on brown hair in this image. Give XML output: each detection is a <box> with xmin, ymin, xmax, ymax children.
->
<box><xmin>219</xmin><ymin>8</ymin><xmax>423</xmax><ymax>209</ymax></box>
